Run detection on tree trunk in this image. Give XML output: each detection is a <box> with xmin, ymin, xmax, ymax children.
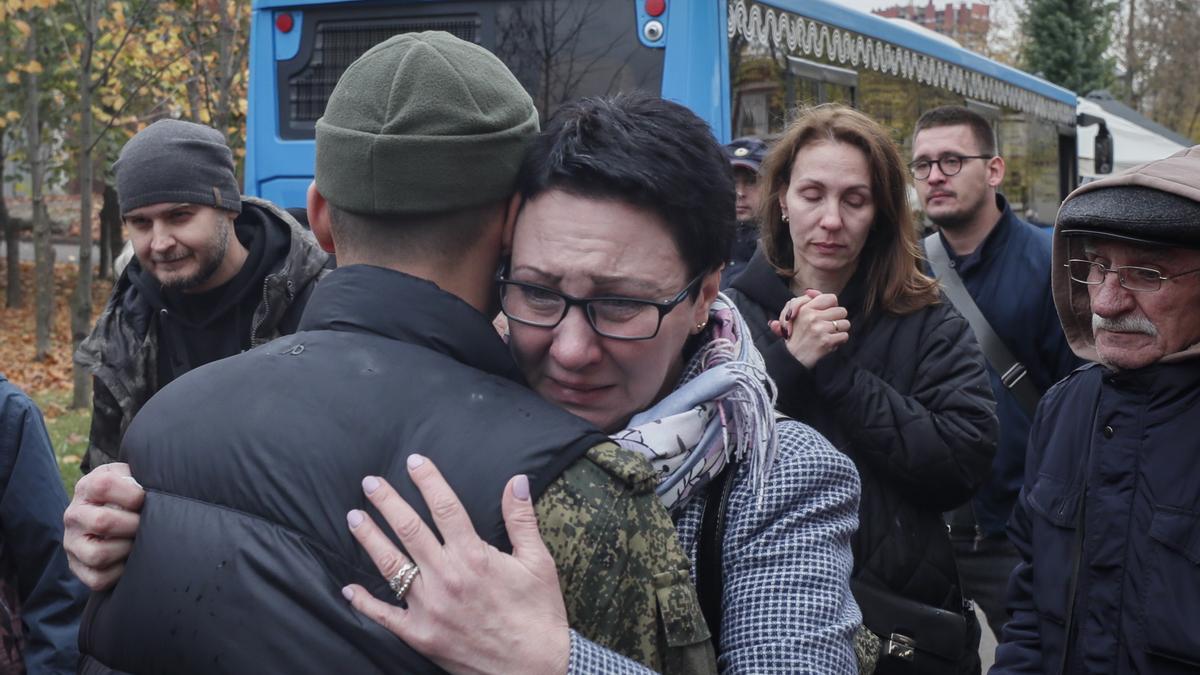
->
<box><xmin>101</xmin><ymin>183</ymin><xmax>122</xmax><ymax>278</ymax></box>
<box><xmin>28</xmin><ymin>18</ymin><xmax>55</xmax><ymax>362</ymax></box>
<box><xmin>72</xmin><ymin>0</ymin><xmax>98</xmax><ymax>408</ymax></box>
<box><xmin>99</xmin><ymin>184</ymin><xmax>112</xmax><ymax>278</ymax></box>
<box><xmin>2</xmin><ymin>136</ymin><xmax>20</xmax><ymax>309</ymax></box>
<box><xmin>1123</xmin><ymin>0</ymin><xmax>1138</xmax><ymax>108</ymax></box>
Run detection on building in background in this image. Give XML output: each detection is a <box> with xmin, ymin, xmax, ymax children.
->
<box><xmin>873</xmin><ymin>1</ymin><xmax>990</xmax><ymax>52</ymax></box>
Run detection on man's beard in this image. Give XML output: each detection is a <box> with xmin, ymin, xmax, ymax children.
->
<box><xmin>162</xmin><ymin>220</ymin><xmax>231</xmax><ymax>291</ymax></box>
<box><xmin>926</xmin><ymin>189</ymin><xmax>989</xmax><ymax>231</ymax></box>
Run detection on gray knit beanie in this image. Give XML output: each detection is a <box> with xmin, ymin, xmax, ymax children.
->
<box><xmin>314</xmin><ymin>31</ymin><xmax>539</xmax><ymax>216</ymax></box>
<box><xmin>113</xmin><ymin>119</ymin><xmax>242</xmax><ymax>216</ymax></box>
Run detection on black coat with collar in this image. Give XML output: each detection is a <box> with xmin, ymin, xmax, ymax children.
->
<box><xmin>78</xmin><ymin>265</ymin><xmax>607</xmax><ymax>673</ymax></box>
<box><xmin>726</xmin><ymin>251</ymin><xmax>997</xmax><ymax>612</ymax></box>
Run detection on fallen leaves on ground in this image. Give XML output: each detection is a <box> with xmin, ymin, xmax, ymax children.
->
<box><xmin>0</xmin><ymin>260</ymin><xmax>113</xmax><ymax>402</ymax></box>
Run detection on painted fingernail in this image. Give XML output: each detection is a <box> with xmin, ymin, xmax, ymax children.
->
<box><xmin>407</xmin><ymin>454</ymin><xmax>426</xmax><ymax>470</ymax></box>
<box><xmin>342</xmin><ymin>586</ymin><xmax>355</xmax><ymax>601</ymax></box>
<box><xmin>513</xmin><ymin>475</ymin><xmax>530</xmax><ymax>501</ymax></box>
<box><xmin>362</xmin><ymin>476</ymin><xmax>381</xmax><ymax>495</ymax></box>
<box><xmin>347</xmin><ymin>510</ymin><xmax>364</xmax><ymax>528</ymax></box>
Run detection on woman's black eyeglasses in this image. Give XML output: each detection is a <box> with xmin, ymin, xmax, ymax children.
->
<box><xmin>497</xmin><ymin>275</ymin><xmax>703</xmax><ymax>341</ymax></box>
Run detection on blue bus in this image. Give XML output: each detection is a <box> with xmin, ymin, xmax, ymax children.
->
<box><xmin>246</xmin><ymin>0</ymin><xmax>1095</xmax><ymax>224</ymax></box>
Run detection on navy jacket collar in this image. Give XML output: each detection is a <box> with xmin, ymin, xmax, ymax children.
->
<box><xmin>1102</xmin><ymin>357</ymin><xmax>1200</xmax><ymax>395</ymax></box>
<box><xmin>938</xmin><ymin>193</ymin><xmax>1018</xmax><ymax>275</ymax></box>
<box><xmin>298</xmin><ymin>264</ymin><xmax>526</xmax><ymax>385</ymax></box>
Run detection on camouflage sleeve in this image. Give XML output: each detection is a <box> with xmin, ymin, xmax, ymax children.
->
<box><xmin>82</xmin><ymin>376</ymin><xmax>122</xmax><ymax>474</ymax></box>
<box><xmin>535</xmin><ymin>442</ymin><xmax>716</xmax><ymax>675</ymax></box>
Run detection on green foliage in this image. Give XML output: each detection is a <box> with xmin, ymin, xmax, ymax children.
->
<box><xmin>1021</xmin><ymin>0</ymin><xmax>1117</xmax><ymax>94</ymax></box>
<box><xmin>33</xmin><ymin>389</ymin><xmax>88</xmax><ymax>498</ymax></box>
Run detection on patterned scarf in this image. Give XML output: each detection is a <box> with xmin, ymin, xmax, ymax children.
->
<box><xmin>611</xmin><ymin>293</ymin><xmax>778</xmax><ymax>513</ymax></box>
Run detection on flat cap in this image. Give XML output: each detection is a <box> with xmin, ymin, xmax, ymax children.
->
<box><xmin>1058</xmin><ymin>144</ymin><xmax>1200</xmax><ymax>249</ymax></box>
<box><xmin>1059</xmin><ymin>185</ymin><xmax>1200</xmax><ymax>248</ymax></box>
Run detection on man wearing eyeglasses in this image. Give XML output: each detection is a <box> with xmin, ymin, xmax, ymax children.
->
<box><xmin>910</xmin><ymin>106</ymin><xmax>1080</xmax><ymax>641</ymax></box>
<box><xmin>993</xmin><ymin>145</ymin><xmax>1200</xmax><ymax>674</ymax></box>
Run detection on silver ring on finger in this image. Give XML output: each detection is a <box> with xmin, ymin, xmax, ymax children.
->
<box><xmin>387</xmin><ymin>562</ymin><xmax>421</xmax><ymax>602</ymax></box>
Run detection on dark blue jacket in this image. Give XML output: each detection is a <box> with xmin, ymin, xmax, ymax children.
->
<box><xmin>993</xmin><ymin>359</ymin><xmax>1200</xmax><ymax>673</ymax></box>
<box><xmin>0</xmin><ymin>375</ymin><xmax>88</xmax><ymax>673</ymax></box>
<box><xmin>934</xmin><ymin>195</ymin><xmax>1080</xmax><ymax>535</ymax></box>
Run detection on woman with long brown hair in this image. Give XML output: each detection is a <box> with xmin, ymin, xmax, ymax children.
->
<box><xmin>725</xmin><ymin>104</ymin><xmax>997</xmax><ymax>674</ymax></box>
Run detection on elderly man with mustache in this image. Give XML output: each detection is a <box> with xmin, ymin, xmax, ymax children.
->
<box><xmin>992</xmin><ymin>145</ymin><xmax>1200</xmax><ymax>674</ymax></box>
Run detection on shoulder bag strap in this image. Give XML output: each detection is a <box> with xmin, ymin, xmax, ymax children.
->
<box><xmin>924</xmin><ymin>233</ymin><xmax>1041</xmax><ymax>416</ymax></box>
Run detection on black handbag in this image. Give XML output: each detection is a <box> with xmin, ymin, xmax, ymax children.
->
<box><xmin>851</xmin><ymin>578</ymin><xmax>970</xmax><ymax>675</ymax></box>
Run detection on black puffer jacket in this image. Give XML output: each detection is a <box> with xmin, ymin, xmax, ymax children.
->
<box><xmin>726</xmin><ymin>251</ymin><xmax>996</xmax><ymax>612</ymax></box>
<box><xmin>78</xmin><ymin>266</ymin><xmax>609</xmax><ymax>674</ymax></box>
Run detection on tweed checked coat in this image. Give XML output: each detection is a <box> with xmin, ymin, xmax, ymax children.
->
<box><xmin>567</xmin><ymin>420</ymin><xmax>863</xmax><ymax>674</ymax></box>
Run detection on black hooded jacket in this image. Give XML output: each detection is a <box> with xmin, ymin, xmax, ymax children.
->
<box><xmin>726</xmin><ymin>251</ymin><xmax>997</xmax><ymax>612</ymax></box>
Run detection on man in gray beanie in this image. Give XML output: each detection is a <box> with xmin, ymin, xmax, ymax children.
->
<box><xmin>69</xmin><ymin>32</ymin><xmax>711</xmax><ymax>675</ymax></box>
<box><xmin>994</xmin><ymin>145</ymin><xmax>1200</xmax><ymax>674</ymax></box>
<box><xmin>72</xmin><ymin>119</ymin><xmax>331</xmax><ymax>474</ymax></box>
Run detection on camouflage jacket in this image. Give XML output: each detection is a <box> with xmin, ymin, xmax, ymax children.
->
<box><xmin>74</xmin><ymin>197</ymin><xmax>330</xmax><ymax>472</ymax></box>
<box><xmin>538</xmin><ymin>443</ymin><xmax>717</xmax><ymax>675</ymax></box>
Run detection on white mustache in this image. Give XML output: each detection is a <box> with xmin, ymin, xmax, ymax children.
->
<box><xmin>1092</xmin><ymin>313</ymin><xmax>1158</xmax><ymax>336</ymax></box>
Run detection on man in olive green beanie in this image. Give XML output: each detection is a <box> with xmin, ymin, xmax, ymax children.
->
<box><xmin>76</xmin><ymin>31</ymin><xmax>712</xmax><ymax>675</ymax></box>
<box><xmin>314</xmin><ymin>31</ymin><xmax>538</xmax><ymax>216</ymax></box>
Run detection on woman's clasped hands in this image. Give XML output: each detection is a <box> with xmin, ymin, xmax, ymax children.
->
<box><xmin>342</xmin><ymin>454</ymin><xmax>571</xmax><ymax>675</ymax></box>
<box><xmin>769</xmin><ymin>288</ymin><xmax>851</xmax><ymax>368</ymax></box>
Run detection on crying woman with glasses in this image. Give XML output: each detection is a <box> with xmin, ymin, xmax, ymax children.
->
<box><xmin>345</xmin><ymin>92</ymin><xmax>864</xmax><ymax>674</ymax></box>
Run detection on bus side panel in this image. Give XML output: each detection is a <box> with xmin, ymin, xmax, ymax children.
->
<box><xmin>660</xmin><ymin>2</ymin><xmax>729</xmax><ymax>142</ymax></box>
<box><xmin>246</xmin><ymin>7</ymin><xmax>317</xmax><ymax>201</ymax></box>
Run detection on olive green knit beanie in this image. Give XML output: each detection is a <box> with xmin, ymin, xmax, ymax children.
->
<box><xmin>314</xmin><ymin>31</ymin><xmax>539</xmax><ymax>216</ymax></box>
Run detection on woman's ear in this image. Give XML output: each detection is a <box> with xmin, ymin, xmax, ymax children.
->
<box><xmin>692</xmin><ymin>269</ymin><xmax>722</xmax><ymax>332</ymax></box>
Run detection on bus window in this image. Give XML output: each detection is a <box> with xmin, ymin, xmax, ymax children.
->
<box><xmin>727</xmin><ymin>0</ymin><xmax>1077</xmax><ymax>225</ymax></box>
<box><xmin>274</xmin><ymin>0</ymin><xmax>663</xmax><ymax>139</ymax></box>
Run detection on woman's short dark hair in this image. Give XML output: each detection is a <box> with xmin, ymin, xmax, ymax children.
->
<box><xmin>516</xmin><ymin>92</ymin><xmax>733</xmax><ymax>281</ymax></box>
<box><xmin>759</xmin><ymin>104</ymin><xmax>939</xmax><ymax>316</ymax></box>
